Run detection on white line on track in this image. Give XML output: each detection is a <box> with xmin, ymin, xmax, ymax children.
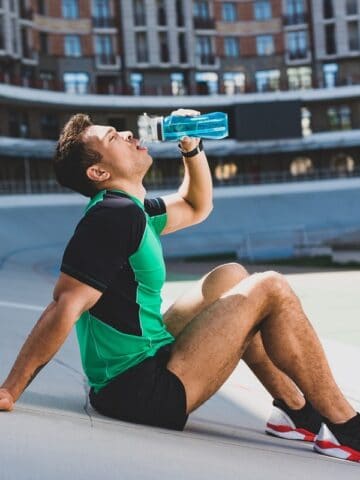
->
<box><xmin>0</xmin><ymin>300</ymin><xmax>44</xmax><ymax>312</ymax></box>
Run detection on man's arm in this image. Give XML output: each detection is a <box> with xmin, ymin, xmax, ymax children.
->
<box><xmin>161</xmin><ymin>109</ymin><xmax>213</xmax><ymax>235</ymax></box>
<box><xmin>0</xmin><ymin>273</ymin><xmax>101</xmax><ymax>411</ymax></box>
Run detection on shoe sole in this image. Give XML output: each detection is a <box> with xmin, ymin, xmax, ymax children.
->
<box><xmin>314</xmin><ymin>423</ymin><xmax>360</xmax><ymax>463</ymax></box>
<box><xmin>314</xmin><ymin>441</ymin><xmax>360</xmax><ymax>462</ymax></box>
<box><xmin>266</xmin><ymin>423</ymin><xmax>316</xmax><ymax>442</ymax></box>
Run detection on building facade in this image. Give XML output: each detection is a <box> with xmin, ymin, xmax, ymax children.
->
<box><xmin>0</xmin><ymin>0</ymin><xmax>360</xmax><ymax>95</ymax></box>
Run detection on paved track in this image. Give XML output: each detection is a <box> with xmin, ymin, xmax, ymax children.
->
<box><xmin>0</xmin><ymin>200</ymin><xmax>360</xmax><ymax>479</ymax></box>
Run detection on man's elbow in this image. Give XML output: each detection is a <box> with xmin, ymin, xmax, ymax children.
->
<box><xmin>194</xmin><ymin>202</ymin><xmax>213</xmax><ymax>224</ymax></box>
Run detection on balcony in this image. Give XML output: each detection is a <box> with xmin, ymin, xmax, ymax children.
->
<box><xmin>198</xmin><ymin>53</ymin><xmax>216</xmax><ymax>65</ymax></box>
<box><xmin>95</xmin><ymin>53</ymin><xmax>120</xmax><ymax>68</ymax></box>
<box><xmin>92</xmin><ymin>16</ymin><xmax>116</xmax><ymax>29</ymax></box>
<box><xmin>194</xmin><ymin>16</ymin><xmax>216</xmax><ymax>30</ymax></box>
<box><xmin>287</xmin><ymin>48</ymin><xmax>310</xmax><ymax>61</ymax></box>
<box><xmin>20</xmin><ymin>7</ymin><xmax>33</xmax><ymax>20</ymax></box>
<box><xmin>283</xmin><ymin>12</ymin><xmax>308</xmax><ymax>26</ymax></box>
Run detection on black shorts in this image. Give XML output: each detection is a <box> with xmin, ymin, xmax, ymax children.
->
<box><xmin>89</xmin><ymin>344</ymin><xmax>188</xmax><ymax>431</ymax></box>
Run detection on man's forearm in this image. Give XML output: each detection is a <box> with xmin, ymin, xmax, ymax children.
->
<box><xmin>1</xmin><ymin>299</ymin><xmax>77</xmax><ymax>402</ymax></box>
<box><xmin>178</xmin><ymin>149</ymin><xmax>213</xmax><ymax>218</ymax></box>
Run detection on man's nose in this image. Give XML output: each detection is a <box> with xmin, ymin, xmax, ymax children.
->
<box><xmin>119</xmin><ymin>131</ymin><xmax>134</xmax><ymax>141</ymax></box>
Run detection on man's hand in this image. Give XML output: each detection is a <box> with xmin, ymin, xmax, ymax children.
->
<box><xmin>171</xmin><ymin>108</ymin><xmax>201</xmax><ymax>152</ymax></box>
<box><xmin>0</xmin><ymin>388</ymin><xmax>14</xmax><ymax>411</ymax></box>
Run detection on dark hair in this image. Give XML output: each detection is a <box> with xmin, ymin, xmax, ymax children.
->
<box><xmin>53</xmin><ymin>113</ymin><xmax>102</xmax><ymax>197</ymax></box>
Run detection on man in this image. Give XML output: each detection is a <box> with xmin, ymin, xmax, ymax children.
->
<box><xmin>0</xmin><ymin>110</ymin><xmax>359</xmax><ymax>463</ymax></box>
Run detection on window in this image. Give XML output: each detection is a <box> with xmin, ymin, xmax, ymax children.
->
<box><xmin>64</xmin><ymin>35</ymin><xmax>82</xmax><ymax>57</ymax></box>
<box><xmin>327</xmin><ymin>106</ymin><xmax>352</xmax><ymax>130</ymax></box>
<box><xmin>215</xmin><ymin>162</ymin><xmax>238</xmax><ymax>181</ymax></box>
<box><xmin>133</xmin><ymin>0</ymin><xmax>146</xmax><ymax>26</ymax></box>
<box><xmin>224</xmin><ymin>37</ymin><xmax>239</xmax><ymax>57</ymax></box>
<box><xmin>178</xmin><ymin>33</ymin><xmax>187</xmax><ymax>63</ymax></box>
<box><xmin>93</xmin><ymin>0</ymin><xmax>111</xmax><ymax>18</ymax></box>
<box><xmin>301</xmin><ymin>107</ymin><xmax>312</xmax><ymax>136</ymax></box>
<box><xmin>287</xmin><ymin>67</ymin><xmax>312</xmax><ymax>90</ymax></box>
<box><xmin>223</xmin><ymin>72</ymin><xmax>245</xmax><ymax>94</ymax></box>
<box><xmin>41</xmin><ymin>114</ymin><xmax>59</xmax><ymax>140</ymax></box>
<box><xmin>130</xmin><ymin>72</ymin><xmax>143</xmax><ymax>95</ymax></box>
<box><xmin>196</xmin><ymin>36</ymin><xmax>215</xmax><ymax>64</ymax></box>
<box><xmin>195</xmin><ymin>72</ymin><xmax>218</xmax><ymax>95</ymax></box>
<box><xmin>346</xmin><ymin>0</ymin><xmax>357</xmax><ymax>16</ymax></box>
<box><xmin>171</xmin><ymin>72</ymin><xmax>186</xmax><ymax>95</ymax></box>
<box><xmin>157</xmin><ymin>0</ymin><xmax>167</xmax><ymax>25</ymax></box>
<box><xmin>323</xmin><ymin>0</ymin><xmax>333</xmax><ymax>19</ymax></box>
<box><xmin>37</xmin><ymin>0</ymin><xmax>46</xmax><ymax>15</ymax></box>
<box><xmin>159</xmin><ymin>32</ymin><xmax>169</xmax><ymax>62</ymax></box>
<box><xmin>255</xmin><ymin>69</ymin><xmax>280</xmax><ymax>92</ymax></box>
<box><xmin>290</xmin><ymin>157</ymin><xmax>313</xmax><ymax>176</ymax></box>
<box><xmin>254</xmin><ymin>0</ymin><xmax>272</xmax><ymax>20</ymax></box>
<box><xmin>63</xmin><ymin>72</ymin><xmax>89</xmax><ymax>94</ymax></box>
<box><xmin>0</xmin><ymin>15</ymin><xmax>5</xmax><ymax>50</ymax></box>
<box><xmin>348</xmin><ymin>21</ymin><xmax>360</xmax><ymax>51</ymax></box>
<box><xmin>287</xmin><ymin>30</ymin><xmax>308</xmax><ymax>59</ymax></box>
<box><xmin>256</xmin><ymin>35</ymin><xmax>274</xmax><ymax>55</ymax></box>
<box><xmin>176</xmin><ymin>0</ymin><xmax>184</xmax><ymax>26</ymax></box>
<box><xmin>194</xmin><ymin>0</ymin><xmax>210</xmax><ymax>18</ymax></box>
<box><xmin>135</xmin><ymin>32</ymin><xmax>148</xmax><ymax>62</ymax></box>
<box><xmin>39</xmin><ymin>71</ymin><xmax>54</xmax><ymax>89</ymax></box>
<box><xmin>222</xmin><ymin>2</ymin><xmax>237</xmax><ymax>22</ymax></box>
<box><xmin>323</xmin><ymin>63</ymin><xmax>338</xmax><ymax>87</ymax></box>
<box><xmin>325</xmin><ymin>23</ymin><xmax>336</xmax><ymax>54</ymax></box>
<box><xmin>11</xmin><ymin>18</ymin><xmax>18</xmax><ymax>54</ymax></box>
<box><xmin>39</xmin><ymin>32</ymin><xmax>48</xmax><ymax>54</ymax></box>
<box><xmin>285</xmin><ymin>0</ymin><xmax>306</xmax><ymax>24</ymax></box>
<box><xmin>330</xmin><ymin>153</ymin><xmax>355</xmax><ymax>175</ymax></box>
<box><xmin>62</xmin><ymin>0</ymin><xmax>79</xmax><ymax>19</ymax></box>
<box><xmin>95</xmin><ymin>35</ymin><xmax>114</xmax><ymax>64</ymax></box>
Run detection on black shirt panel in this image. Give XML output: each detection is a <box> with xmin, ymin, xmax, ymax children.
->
<box><xmin>89</xmin><ymin>262</ymin><xmax>142</xmax><ymax>336</ymax></box>
<box><xmin>61</xmin><ymin>193</ymin><xmax>146</xmax><ymax>293</ymax></box>
<box><xmin>144</xmin><ymin>197</ymin><xmax>166</xmax><ymax>217</ymax></box>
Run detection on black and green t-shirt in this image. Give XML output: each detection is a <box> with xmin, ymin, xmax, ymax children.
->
<box><xmin>61</xmin><ymin>189</ymin><xmax>174</xmax><ymax>392</ymax></box>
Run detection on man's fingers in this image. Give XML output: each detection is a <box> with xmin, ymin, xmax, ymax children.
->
<box><xmin>171</xmin><ymin>108</ymin><xmax>201</xmax><ymax>117</ymax></box>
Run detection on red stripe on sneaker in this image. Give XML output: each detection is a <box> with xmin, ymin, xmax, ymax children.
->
<box><xmin>316</xmin><ymin>440</ymin><xmax>360</xmax><ymax>462</ymax></box>
<box><xmin>267</xmin><ymin>423</ymin><xmax>316</xmax><ymax>441</ymax></box>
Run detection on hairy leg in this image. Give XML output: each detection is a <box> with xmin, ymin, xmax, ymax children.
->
<box><xmin>164</xmin><ymin>263</ymin><xmax>304</xmax><ymax>409</ymax></box>
<box><xmin>166</xmin><ymin>270</ymin><xmax>355</xmax><ymax>423</ymax></box>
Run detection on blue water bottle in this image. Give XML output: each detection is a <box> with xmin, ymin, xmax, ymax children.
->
<box><xmin>138</xmin><ymin>111</ymin><xmax>228</xmax><ymax>143</ymax></box>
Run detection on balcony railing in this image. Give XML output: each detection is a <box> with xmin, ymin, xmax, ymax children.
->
<box><xmin>198</xmin><ymin>53</ymin><xmax>216</xmax><ymax>65</ymax></box>
<box><xmin>283</xmin><ymin>12</ymin><xmax>308</xmax><ymax>26</ymax></box>
<box><xmin>95</xmin><ymin>53</ymin><xmax>119</xmax><ymax>66</ymax></box>
<box><xmin>20</xmin><ymin>7</ymin><xmax>33</xmax><ymax>20</ymax></box>
<box><xmin>194</xmin><ymin>16</ymin><xmax>216</xmax><ymax>29</ymax></box>
<box><xmin>287</xmin><ymin>48</ymin><xmax>309</xmax><ymax>60</ymax></box>
<box><xmin>92</xmin><ymin>16</ymin><xmax>116</xmax><ymax>28</ymax></box>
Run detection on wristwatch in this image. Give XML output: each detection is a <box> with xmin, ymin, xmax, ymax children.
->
<box><xmin>178</xmin><ymin>139</ymin><xmax>203</xmax><ymax>158</ymax></box>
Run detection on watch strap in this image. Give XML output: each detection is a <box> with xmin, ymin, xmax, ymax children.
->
<box><xmin>178</xmin><ymin>140</ymin><xmax>203</xmax><ymax>158</ymax></box>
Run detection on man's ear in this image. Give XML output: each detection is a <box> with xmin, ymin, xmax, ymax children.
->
<box><xmin>86</xmin><ymin>164</ymin><xmax>110</xmax><ymax>183</ymax></box>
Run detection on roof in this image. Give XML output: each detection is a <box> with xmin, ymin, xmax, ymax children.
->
<box><xmin>1</xmin><ymin>129</ymin><xmax>359</xmax><ymax>159</ymax></box>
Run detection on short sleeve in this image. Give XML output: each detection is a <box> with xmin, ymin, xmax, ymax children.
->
<box><xmin>61</xmin><ymin>201</ymin><xmax>146</xmax><ymax>292</ymax></box>
<box><xmin>144</xmin><ymin>197</ymin><xmax>167</xmax><ymax>235</ymax></box>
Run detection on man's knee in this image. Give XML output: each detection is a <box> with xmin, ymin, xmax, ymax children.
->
<box><xmin>202</xmin><ymin>262</ymin><xmax>249</xmax><ymax>300</ymax></box>
<box><xmin>254</xmin><ymin>270</ymin><xmax>292</xmax><ymax>302</ymax></box>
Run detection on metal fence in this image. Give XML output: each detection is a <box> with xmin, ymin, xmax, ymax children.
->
<box><xmin>0</xmin><ymin>166</ymin><xmax>360</xmax><ymax>195</ymax></box>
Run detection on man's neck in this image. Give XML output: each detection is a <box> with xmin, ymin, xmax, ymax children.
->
<box><xmin>101</xmin><ymin>181</ymin><xmax>147</xmax><ymax>203</ymax></box>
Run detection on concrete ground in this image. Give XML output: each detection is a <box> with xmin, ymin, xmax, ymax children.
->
<box><xmin>0</xmin><ymin>199</ymin><xmax>359</xmax><ymax>479</ymax></box>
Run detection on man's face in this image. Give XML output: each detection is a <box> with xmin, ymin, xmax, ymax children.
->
<box><xmin>83</xmin><ymin>124</ymin><xmax>152</xmax><ymax>183</ymax></box>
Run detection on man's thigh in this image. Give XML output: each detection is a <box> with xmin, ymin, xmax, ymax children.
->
<box><xmin>166</xmin><ymin>272</ymin><xmax>271</xmax><ymax>414</ymax></box>
<box><xmin>163</xmin><ymin>262</ymin><xmax>248</xmax><ymax>337</ymax></box>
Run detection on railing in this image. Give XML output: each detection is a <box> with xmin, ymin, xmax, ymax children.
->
<box><xmin>198</xmin><ymin>53</ymin><xmax>216</xmax><ymax>65</ymax></box>
<box><xmin>283</xmin><ymin>12</ymin><xmax>308</xmax><ymax>26</ymax></box>
<box><xmin>20</xmin><ymin>7</ymin><xmax>33</xmax><ymax>20</ymax></box>
<box><xmin>95</xmin><ymin>53</ymin><xmax>118</xmax><ymax>66</ymax></box>
<box><xmin>92</xmin><ymin>16</ymin><xmax>116</xmax><ymax>28</ymax></box>
<box><xmin>287</xmin><ymin>48</ymin><xmax>309</xmax><ymax>60</ymax></box>
<box><xmin>193</xmin><ymin>16</ymin><xmax>216</xmax><ymax>29</ymax></box>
